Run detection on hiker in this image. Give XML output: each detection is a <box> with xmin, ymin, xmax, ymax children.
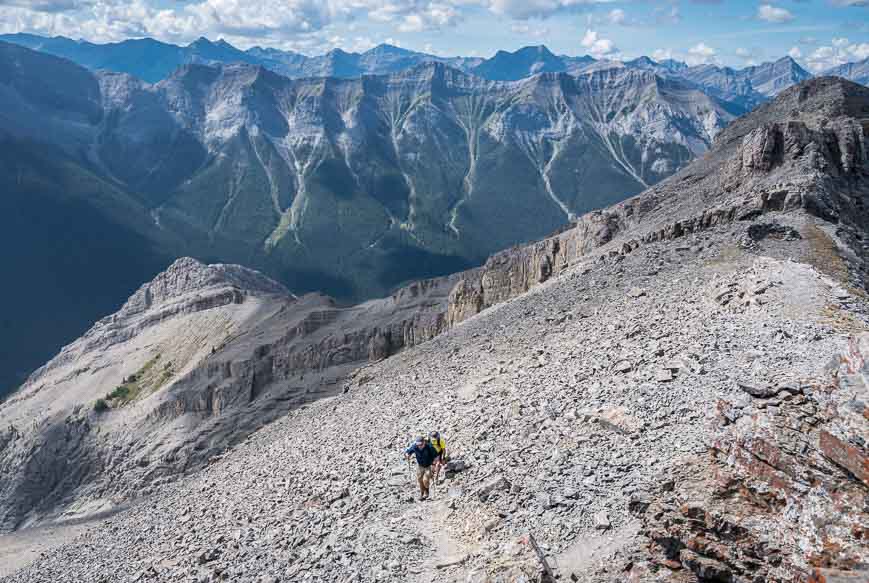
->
<box><xmin>428</xmin><ymin>431</ymin><xmax>447</xmax><ymax>469</ymax></box>
<box><xmin>405</xmin><ymin>436</ymin><xmax>439</xmax><ymax>500</ymax></box>
<box><xmin>429</xmin><ymin>431</ymin><xmax>447</xmax><ymax>460</ymax></box>
<box><xmin>429</xmin><ymin>430</ymin><xmax>447</xmax><ymax>480</ymax></box>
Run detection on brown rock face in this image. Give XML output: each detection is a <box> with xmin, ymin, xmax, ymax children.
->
<box><xmin>631</xmin><ymin>334</ymin><xmax>869</xmax><ymax>583</ymax></box>
<box><xmin>819</xmin><ymin>430</ymin><xmax>869</xmax><ymax>488</ymax></box>
<box><xmin>809</xmin><ymin>569</ymin><xmax>869</xmax><ymax>583</ymax></box>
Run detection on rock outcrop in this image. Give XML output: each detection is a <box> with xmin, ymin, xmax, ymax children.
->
<box><xmin>623</xmin><ymin>335</ymin><xmax>869</xmax><ymax>583</ymax></box>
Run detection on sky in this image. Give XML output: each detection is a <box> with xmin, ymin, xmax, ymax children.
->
<box><xmin>0</xmin><ymin>0</ymin><xmax>867</xmax><ymax>71</ymax></box>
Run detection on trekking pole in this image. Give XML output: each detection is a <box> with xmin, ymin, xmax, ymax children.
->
<box><xmin>407</xmin><ymin>457</ymin><xmax>415</xmax><ymax>487</ymax></box>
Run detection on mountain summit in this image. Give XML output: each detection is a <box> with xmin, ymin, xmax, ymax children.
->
<box><xmin>471</xmin><ymin>45</ymin><xmax>566</xmax><ymax>80</ymax></box>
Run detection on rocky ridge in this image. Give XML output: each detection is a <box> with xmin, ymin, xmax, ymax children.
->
<box><xmin>1</xmin><ymin>76</ymin><xmax>868</xmax><ymax>581</ymax></box>
<box><xmin>3</xmin><ymin>190</ymin><xmax>866</xmax><ymax>582</ymax></box>
<box><xmin>444</xmin><ymin>77</ymin><xmax>869</xmax><ymax>324</ymax></box>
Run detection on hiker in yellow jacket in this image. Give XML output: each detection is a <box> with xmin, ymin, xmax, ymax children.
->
<box><xmin>429</xmin><ymin>431</ymin><xmax>447</xmax><ymax>481</ymax></box>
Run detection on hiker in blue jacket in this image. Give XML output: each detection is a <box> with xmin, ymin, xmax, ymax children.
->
<box><xmin>405</xmin><ymin>436</ymin><xmax>439</xmax><ymax>500</ymax></box>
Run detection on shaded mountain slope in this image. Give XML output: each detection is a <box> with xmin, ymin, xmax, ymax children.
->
<box><xmin>5</xmin><ymin>46</ymin><xmax>739</xmax><ymax>291</ymax></box>
<box><xmin>115</xmin><ymin>61</ymin><xmax>739</xmax><ymax>274</ymax></box>
<box><xmin>0</xmin><ymin>132</ymin><xmax>178</xmax><ymax>397</ymax></box>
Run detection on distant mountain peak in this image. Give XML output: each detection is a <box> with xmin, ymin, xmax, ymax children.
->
<box><xmin>472</xmin><ymin>44</ymin><xmax>564</xmax><ymax>81</ymax></box>
<box><xmin>822</xmin><ymin>56</ymin><xmax>869</xmax><ymax>86</ymax></box>
<box><xmin>660</xmin><ymin>58</ymin><xmax>687</xmax><ymax>68</ymax></box>
<box><xmin>518</xmin><ymin>44</ymin><xmax>554</xmax><ymax>54</ymax></box>
<box><xmin>627</xmin><ymin>56</ymin><xmax>656</xmax><ymax>66</ymax></box>
<box><xmin>366</xmin><ymin>43</ymin><xmax>412</xmax><ymax>55</ymax></box>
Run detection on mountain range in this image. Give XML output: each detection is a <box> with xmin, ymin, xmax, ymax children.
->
<box><xmin>4</xmin><ymin>32</ymin><xmax>865</xmax><ymax>98</ymax></box>
<box><xmin>0</xmin><ymin>39</ymin><xmax>746</xmax><ymax>397</ymax></box>
<box><xmin>0</xmin><ymin>33</ymin><xmax>483</xmax><ymax>84</ymax></box>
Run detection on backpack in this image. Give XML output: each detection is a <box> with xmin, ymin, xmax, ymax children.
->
<box><xmin>429</xmin><ymin>436</ymin><xmax>446</xmax><ymax>454</ymax></box>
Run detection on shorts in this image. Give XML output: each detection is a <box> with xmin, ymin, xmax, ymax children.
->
<box><xmin>417</xmin><ymin>465</ymin><xmax>433</xmax><ymax>482</ymax></box>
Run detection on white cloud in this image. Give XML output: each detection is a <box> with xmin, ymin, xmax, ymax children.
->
<box><xmin>688</xmin><ymin>42</ymin><xmax>715</xmax><ymax>57</ymax></box>
<box><xmin>488</xmin><ymin>0</ymin><xmax>619</xmax><ymax>21</ymax></box>
<box><xmin>688</xmin><ymin>43</ymin><xmax>715</xmax><ymax>57</ymax></box>
<box><xmin>581</xmin><ymin>28</ymin><xmax>618</xmax><ymax>58</ymax></box>
<box><xmin>0</xmin><ymin>0</ymin><xmax>626</xmax><ymax>47</ymax></box>
<box><xmin>686</xmin><ymin>42</ymin><xmax>716</xmax><ymax>65</ymax></box>
<box><xmin>734</xmin><ymin>46</ymin><xmax>765</xmax><ymax>65</ymax></box>
<box><xmin>0</xmin><ymin>0</ymin><xmax>474</xmax><ymax>46</ymax></box>
<box><xmin>607</xmin><ymin>8</ymin><xmax>625</xmax><ymax>25</ymax></box>
<box><xmin>0</xmin><ymin>0</ymin><xmax>341</xmax><ymax>43</ymax></box>
<box><xmin>394</xmin><ymin>4</ymin><xmax>460</xmax><ymax>32</ymax></box>
<box><xmin>805</xmin><ymin>37</ymin><xmax>869</xmax><ymax>71</ymax></box>
<box><xmin>787</xmin><ymin>46</ymin><xmax>801</xmax><ymax>59</ymax></box>
<box><xmin>652</xmin><ymin>48</ymin><xmax>674</xmax><ymax>61</ymax></box>
<box><xmin>757</xmin><ymin>4</ymin><xmax>794</xmax><ymax>23</ymax></box>
<box><xmin>184</xmin><ymin>0</ymin><xmax>333</xmax><ymax>36</ymax></box>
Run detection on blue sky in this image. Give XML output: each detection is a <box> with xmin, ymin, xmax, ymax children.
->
<box><xmin>0</xmin><ymin>0</ymin><xmax>867</xmax><ymax>70</ymax></box>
